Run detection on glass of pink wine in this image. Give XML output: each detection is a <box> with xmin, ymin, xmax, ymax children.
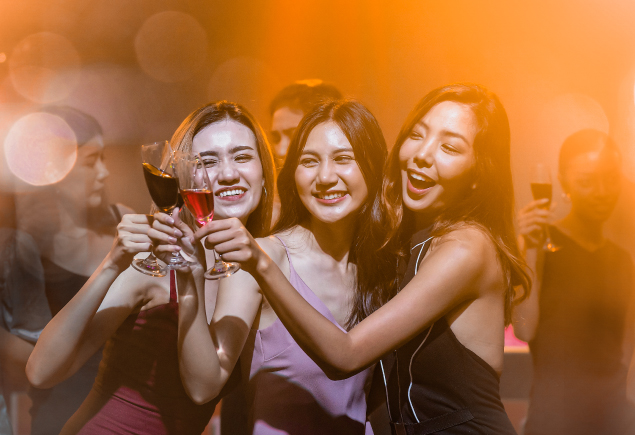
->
<box><xmin>531</xmin><ymin>163</ymin><xmax>560</xmax><ymax>252</ymax></box>
<box><xmin>176</xmin><ymin>154</ymin><xmax>240</xmax><ymax>280</ymax></box>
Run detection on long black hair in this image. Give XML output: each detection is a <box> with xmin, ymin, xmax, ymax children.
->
<box><xmin>273</xmin><ymin>99</ymin><xmax>393</xmax><ymax>328</ymax></box>
<box><xmin>382</xmin><ymin>83</ymin><xmax>531</xmax><ymax>325</ymax></box>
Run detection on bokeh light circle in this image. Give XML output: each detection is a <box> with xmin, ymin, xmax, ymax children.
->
<box><xmin>9</xmin><ymin>32</ymin><xmax>81</xmax><ymax>103</ymax></box>
<box><xmin>4</xmin><ymin>113</ymin><xmax>78</xmax><ymax>186</ymax></box>
<box><xmin>135</xmin><ymin>11</ymin><xmax>208</xmax><ymax>83</ymax></box>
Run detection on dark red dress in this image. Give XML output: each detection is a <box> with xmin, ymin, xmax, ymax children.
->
<box><xmin>64</xmin><ymin>271</ymin><xmax>217</xmax><ymax>434</ymax></box>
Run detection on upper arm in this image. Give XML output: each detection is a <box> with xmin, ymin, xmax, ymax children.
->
<box><xmin>69</xmin><ymin>267</ymin><xmax>150</xmax><ymax>372</ymax></box>
<box><xmin>211</xmin><ymin>236</ymin><xmax>286</xmax><ymax>367</ymax></box>
<box><xmin>345</xmin><ymin>229</ymin><xmax>495</xmax><ymax>370</ymax></box>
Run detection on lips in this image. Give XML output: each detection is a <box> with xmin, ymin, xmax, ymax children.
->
<box><xmin>216</xmin><ymin>186</ymin><xmax>247</xmax><ymax>201</ymax></box>
<box><xmin>313</xmin><ymin>190</ymin><xmax>348</xmax><ymax>204</ymax></box>
<box><xmin>407</xmin><ymin>170</ymin><xmax>436</xmax><ymax>195</ymax></box>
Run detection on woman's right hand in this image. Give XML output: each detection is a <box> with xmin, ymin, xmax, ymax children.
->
<box><xmin>103</xmin><ymin>214</ymin><xmax>154</xmax><ymax>272</ymax></box>
<box><xmin>517</xmin><ymin>199</ymin><xmax>552</xmax><ymax>249</ymax></box>
<box><xmin>151</xmin><ymin>208</ymin><xmax>205</xmax><ymax>271</ymax></box>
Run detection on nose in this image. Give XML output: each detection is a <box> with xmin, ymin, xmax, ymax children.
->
<box><xmin>95</xmin><ymin>157</ymin><xmax>109</xmax><ymax>181</ymax></box>
<box><xmin>316</xmin><ymin>160</ymin><xmax>338</xmax><ymax>186</ymax></box>
<box><xmin>412</xmin><ymin>140</ymin><xmax>434</xmax><ymax>168</ymax></box>
<box><xmin>216</xmin><ymin>158</ymin><xmax>240</xmax><ymax>185</ymax></box>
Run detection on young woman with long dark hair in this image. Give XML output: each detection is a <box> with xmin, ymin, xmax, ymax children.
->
<box><xmin>26</xmin><ymin>101</ymin><xmax>275</xmax><ymax>434</ymax></box>
<box><xmin>157</xmin><ymin>99</ymin><xmax>391</xmax><ymax>434</ymax></box>
<box><xmin>200</xmin><ymin>84</ymin><xmax>530</xmax><ymax>434</ymax></box>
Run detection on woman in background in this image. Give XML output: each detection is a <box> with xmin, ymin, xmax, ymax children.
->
<box><xmin>162</xmin><ymin>99</ymin><xmax>391</xmax><ymax>434</ymax></box>
<box><xmin>14</xmin><ymin>106</ymin><xmax>133</xmax><ymax>435</ymax></box>
<box><xmin>202</xmin><ymin>84</ymin><xmax>529</xmax><ymax>434</ymax></box>
<box><xmin>27</xmin><ymin>101</ymin><xmax>275</xmax><ymax>434</ymax></box>
<box><xmin>514</xmin><ymin>129</ymin><xmax>635</xmax><ymax>434</ymax></box>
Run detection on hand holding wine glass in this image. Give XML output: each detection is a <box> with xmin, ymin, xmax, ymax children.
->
<box><xmin>132</xmin><ymin>141</ymin><xmax>191</xmax><ymax>276</ymax></box>
<box><xmin>529</xmin><ymin>163</ymin><xmax>560</xmax><ymax>252</ymax></box>
<box><xmin>176</xmin><ymin>154</ymin><xmax>240</xmax><ymax>279</ymax></box>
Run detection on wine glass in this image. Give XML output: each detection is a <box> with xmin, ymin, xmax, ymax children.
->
<box><xmin>531</xmin><ymin>163</ymin><xmax>560</xmax><ymax>252</ymax></box>
<box><xmin>176</xmin><ymin>154</ymin><xmax>240</xmax><ymax>280</ymax></box>
<box><xmin>132</xmin><ymin>141</ymin><xmax>191</xmax><ymax>276</ymax></box>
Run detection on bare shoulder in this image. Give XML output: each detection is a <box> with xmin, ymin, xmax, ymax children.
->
<box><xmin>255</xmin><ymin>235</ymin><xmax>287</xmax><ymax>266</ymax></box>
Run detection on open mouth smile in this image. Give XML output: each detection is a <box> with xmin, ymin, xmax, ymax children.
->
<box><xmin>407</xmin><ymin>170</ymin><xmax>436</xmax><ymax>195</ymax></box>
<box><xmin>216</xmin><ymin>187</ymin><xmax>247</xmax><ymax>201</ymax></box>
<box><xmin>313</xmin><ymin>191</ymin><xmax>348</xmax><ymax>204</ymax></box>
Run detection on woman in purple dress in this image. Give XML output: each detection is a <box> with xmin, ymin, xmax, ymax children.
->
<box><xmin>158</xmin><ymin>99</ymin><xmax>392</xmax><ymax>434</ymax></box>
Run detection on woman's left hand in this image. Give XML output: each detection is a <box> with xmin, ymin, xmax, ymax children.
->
<box><xmin>193</xmin><ymin>218</ymin><xmax>268</xmax><ymax>275</ymax></box>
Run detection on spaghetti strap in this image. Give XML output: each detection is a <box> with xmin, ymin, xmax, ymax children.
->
<box><xmin>169</xmin><ymin>270</ymin><xmax>177</xmax><ymax>303</ymax></box>
<box><xmin>273</xmin><ymin>235</ymin><xmax>292</xmax><ymax>264</ymax></box>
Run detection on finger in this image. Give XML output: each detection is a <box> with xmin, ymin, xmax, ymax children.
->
<box><xmin>152</xmin><ymin>220</ymin><xmax>182</xmax><ymax>238</ymax></box>
<box><xmin>171</xmin><ymin>208</ymin><xmax>194</xmax><ymax>237</ymax></box>
<box><xmin>153</xmin><ymin>212</ymin><xmax>175</xmax><ymax>226</ymax></box>
<box><xmin>123</xmin><ymin>213</ymin><xmax>154</xmax><ymax>225</ymax></box>
<box><xmin>147</xmin><ymin>228</ymin><xmax>178</xmax><ymax>245</ymax></box>
<box><xmin>154</xmin><ymin>244</ymin><xmax>183</xmax><ymax>254</ymax></box>
<box><xmin>193</xmin><ymin>219</ymin><xmax>234</xmax><ymax>242</ymax></box>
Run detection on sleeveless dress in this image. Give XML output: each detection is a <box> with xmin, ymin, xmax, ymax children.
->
<box><xmin>524</xmin><ymin>226</ymin><xmax>635</xmax><ymax>435</ymax></box>
<box><xmin>381</xmin><ymin>229</ymin><xmax>516</xmax><ymax>435</ymax></box>
<box><xmin>226</xmin><ymin>236</ymin><xmax>372</xmax><ymax>435</ymax></box>
<box><xmin>64</xmin><ymin>271</ymin><xmax>217</xmax><ymax>434</ymax></box>
<box><xmin>29</xmin><ymin>204</ymin><xmax>122</xmax><ymax>435</ymax></box>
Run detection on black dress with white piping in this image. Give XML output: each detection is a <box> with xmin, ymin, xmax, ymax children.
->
<box><xmin>380</xmin><ymin>228</ymin><xmax>516</xmax><ymax>435</ymax></box>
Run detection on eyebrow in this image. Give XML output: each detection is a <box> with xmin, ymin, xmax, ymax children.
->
<box><xmin>417</xmin><ymin>121</ymin><xmax>469</xmax><ymax>144</ymax></box>
<box><xmin>199</xmin><ymin>145</ymin><xmax>257</xmax><ymax>157</ymax></box>
<box><xmin>300</xmin><ymin>146</ymin><xmax>354</xmax><ymax>156</ymax></box>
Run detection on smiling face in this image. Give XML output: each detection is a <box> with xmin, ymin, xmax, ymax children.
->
<box><xmin>191</xmin><ymin>119</ymin><xmax>264</xmax><ymax>222</ymax></box>
<box><xmin>561</xmin><ymin>148</ymin><xmax>621</xmax><ymax>223</ymax></box>
<box><xmin>295</xmin><ymin>121</ymin><xmax>368</xmax><ymax>225</ymax></box>
<box><xmin>399</xmin><ymin>101</ymin><xmax>479</xmax><ymax>224</ymax></box>
<box><xmin>56</xmin><ymin>134</ymin><xmax>109</xmax><ymax>209</ymax></box>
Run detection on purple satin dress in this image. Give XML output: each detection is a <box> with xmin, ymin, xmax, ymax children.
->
<box><xmin>231</xmin><ymin>236</ymin><xmax>373</xmax><ymax>435</ymax></box>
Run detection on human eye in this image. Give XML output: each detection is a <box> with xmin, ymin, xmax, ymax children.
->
<box><xmin>334</xmin><ymin>154</ymin><xmax>354</xmax><ymax>164</ymax></box>
<box><xmin>409</xmin><ymin>130</ymin><xmax>423</xmax><ymax>140</ymax></box>
<box><xmin>299</xmin><ymin>156</ymin><xmax>318</xmax><ymax>167</ymax></box>
<box><xmin>202</xmin><ymin>158</ymin><xmax>219</xmax><ymax>168</ymax></box>
<box><xmin>441</xmin><ymin>143</ymin><xmax>460</xmax><ymax>155</ymax></box>
<box><xmin>235</xmin><ymin>153</ymin><xmax>254</xmax><ymax>163</ymax></box>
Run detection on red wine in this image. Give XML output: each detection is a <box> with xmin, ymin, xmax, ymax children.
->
<box><xmin>142</xmin><ymin>162</ymin><xmax>180</xmax><ymax>213</ymax></box>
<box><xmin>181</xmin><ymin>188</ymin><xmax>214</xmax><ymax>226</ymax></box>
<box><xmin>531</xmin><ymin>182</ymin><xmax>552</xmax><ymax>208</ymax></box>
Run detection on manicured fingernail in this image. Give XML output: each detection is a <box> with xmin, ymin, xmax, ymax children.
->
<box><xmin>168</xmin><ymin>236</ymin><xmax>177</xmax><ymax>243</ymax></box>
<box><xmin>168</xmin><ymin>217</ymin><xmax>174</xmax><ymax>224</ymax></box>
<box><xmin>174</xmin><ymin>229</ymin><xmax>182</xmax><ymax>237</ymax></box>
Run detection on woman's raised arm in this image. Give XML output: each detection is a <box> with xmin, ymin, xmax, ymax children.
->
<box><xmin>26</xmin><ymin>214</ymin><xmax>156</xmax><ymax>388</ymax></box>
<box><xmin>208</xmin><ymin>220</ymin><xmax>495</xmax><ymax>379</ymax></box>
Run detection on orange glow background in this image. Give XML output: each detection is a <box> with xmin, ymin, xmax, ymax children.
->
<box><xmin>0</xmin><ymin>0</ymin><xmax>633</xmax><ymax>254</ymax></box>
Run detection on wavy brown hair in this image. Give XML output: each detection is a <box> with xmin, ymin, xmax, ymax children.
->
<box><xmin>273</xmin><ymin>99</ymin><xmax>393</xmax><ymax>328</ymax></box>
<box><xmin>167</xmin><ymin>101</ymin><xmax>276</xmax><ymax>237</ymax></box>
<box><xmin>382</xmin><ymin>83</ymin><xmax>530</xmax><ymax>325</ymax></box>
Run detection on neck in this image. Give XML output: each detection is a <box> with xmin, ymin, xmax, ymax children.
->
<box><xmin>57</xmin><ymin>201</ymin><xmax>89</xmax><ymax>237</ymax></box>
<box><xmin>303</xmin><ymin>216</ymin><xmax>356</xmax><ymax>263</ymax></box>
<box><xmin>414</xmin><ymin>211</ymin><xmax>435</xmax><ymax>233</ymax></box>
<box><xmin>557</xmin><ymin>212</ymin><xmax>604</xmax><ymax>249</ymax></box>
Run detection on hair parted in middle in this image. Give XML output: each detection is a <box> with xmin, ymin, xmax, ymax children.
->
<box><xmin>273</xmin><ymin>98</ymin><xmax>395</xmax><ymax>328</ymax></box>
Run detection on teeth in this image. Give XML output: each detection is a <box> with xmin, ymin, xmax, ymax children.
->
<box><xmin>411</xmin><ymin>173</ymin><xmax>427</xmax><ymax>182</ymax></box>
<box><xmin>219</xmin><ymin>189</ymin><xmax>245</xmax><ymax>198</ymax></box>
<box><xmin>319</xmin><ymin>192</ymin><xmax>345</xmax><ymax>200</ymax></box>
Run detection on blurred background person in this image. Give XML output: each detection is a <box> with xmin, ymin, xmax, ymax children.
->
<box><xmin>0</xmin><ymin>195</ymin><xmax>50</xmax><ymax>435</ymax></box>
<box><xmin>269</xmin><ymin>80</ymin><xmax>342</xmax><ymax>169</ymax></box>
<box><xmin>513</xmin><ymin>129</ymin><xmax>635</xmax><ymax>434</ymax></box>
<box><xmin>13</xmin><ymin>106</ymin><xmax>133</xmax><ymax>435</ymax></box>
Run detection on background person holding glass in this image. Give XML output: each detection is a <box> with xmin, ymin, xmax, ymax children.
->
<box><xmin>513</xmin><ymin>129</ymin><xmax>635</xmax><ymax>434</ymax></box>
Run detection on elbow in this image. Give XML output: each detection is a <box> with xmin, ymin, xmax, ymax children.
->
<box><xmin>25</xmin><ymin>359</ymin><xmax>53</xmax><ymax>389</ymax></box>
<box><xmin>186</xmin><ymin>387</ymin><xmax>220</xmax><ymax>406</ymax></box>
<box><xmin>511</xmin><ymin>321</ymin><xmax>536</xmax><ymax>343</ymax></box>
<box><xmin>320</xmin><ymin>357</ymin><xmax>361</xmax><ymax>381</ymax></box>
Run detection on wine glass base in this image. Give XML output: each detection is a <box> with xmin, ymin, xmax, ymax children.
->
<box><xmin>132</xmin><ymin>258</ymin><xmax>167</xmax><ymax>277</ymax></box>
<box><xmin>204</xmin><ymin>262</ymin><xmax>240</xmax><ymax>280</ymax></box>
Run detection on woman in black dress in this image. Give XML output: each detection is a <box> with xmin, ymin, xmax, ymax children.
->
<box><xmin>514</xmin><ymin>129</ymin><xmax>635</xmax><ymax>434</ymax></box>
<box><xmin>197</xmin><ymin>83</ymin><xmax>530</xmax><ymax>434</ymax></box>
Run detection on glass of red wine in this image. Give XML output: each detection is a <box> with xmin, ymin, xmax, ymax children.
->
<box><xmin>176</xmin><ymin>154</ymin><xmax>240</xmax><ymax>280</ymax></box>
<box><xmin>132</xmin><ymin>141</ymin><xmax>191</xmax><ymax>276</ymax></box>
<box><xmin>531</xmin><ymin>163</ymin><xmax>560</xmax><ymax>252</ymax></box>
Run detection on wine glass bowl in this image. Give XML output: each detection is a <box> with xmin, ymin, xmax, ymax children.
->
<box><xmin>176</xmin><ymin>154</ymin><xmax>240</xmax><ymax>280</ymax></box>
